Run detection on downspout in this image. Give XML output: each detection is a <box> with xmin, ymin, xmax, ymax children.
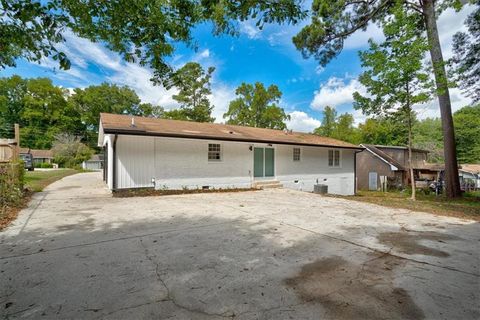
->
<box><xmin>113</xmin><ymin>134</ymin><xmax>118</xmax><ymax>191</ymax></box>
<box><xmin>354</xmin><ymin>150</ymin><xmax>361</xmax><ymax>195</ymax></box>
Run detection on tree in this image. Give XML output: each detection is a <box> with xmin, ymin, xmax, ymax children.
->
<box><xmin>293</xmin><ymin>0</ymin><xmax>464</xmax><ymax>198</ymax></box>
<box><xmin>453</xmin><ymin>105</ymin><xmax>480</xmax><ymax>163</ymax></box>
<box><xmin>358</xmin><ymin>117</ymin><xmax>408</xmax><ymax>146</ymax></box>
<box><xmin>332</xmin><ymin>113</ymin><xmax>361</xmax><ymax>144</ymax></box>
<box><xmin>1</xmin><ymin>0</ymin><xmax>305</xmax><ymax>84</ymax></box>
<box><xmin>164</xmin><ymin>62</ymin><xmax>215</xmax><ymax>123</ymax></box>
<box><xmin>70</xmin><ymin>83</ymin><xmax>157</xmax><ymax>147</ymax></box>
<box><xmin>450</xmin><ymin>2</ymin><xmax>479</xmax><ymax>103</ymax></box>
<box><xmin>223</xmin><ymin>82</ymin><xmax>289</xmax><ymax>129</ymax></box>
<box><xmin>0</xmin><ymin>75</ymin><xmax>27</xmax><ymax>138</ymax></box>
<box><xmin>313</xmin><ymin>106</ymin><xmax>337</xmax><ymax>136</ymax></box>
<box><xmin>413</xmin><ymin>117</ymin><xmax>444</xmax><ymax>163</ymax></box>
<box><xmin>353</xmin><ymin>7</ymin><xmax>433</xmax><ymax>200</ymax></box>
<box><xmin>52</xmin><ymin>133</ymin><xmax>93</xmax><ymax>168</ymax></box>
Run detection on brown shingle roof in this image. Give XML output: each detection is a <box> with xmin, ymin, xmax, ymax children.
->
<box><xmin>19</xmin><ymin>148</ymin><xmax>53</xmax><ymax>158</ymax></box>
<box><xmin>100</xmin><ymin>113</ymin><xmax>362</xmax><ymax>149</ymax></box>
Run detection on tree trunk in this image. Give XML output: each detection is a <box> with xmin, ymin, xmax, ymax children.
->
<box><xmin>407</xmin><ymin>110</ymin><xmax>416</xmax><ymax>201</ymax></box>
<box><xmin>421</xmin><ymin>0</ymin><xmax>461</xmax><ymax>198</ymax></box>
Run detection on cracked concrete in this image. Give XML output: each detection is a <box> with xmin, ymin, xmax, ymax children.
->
<box><xmin>0</xmin><ymin>172</ymin><xmax>479</xmax><ymax>319</ymax></box>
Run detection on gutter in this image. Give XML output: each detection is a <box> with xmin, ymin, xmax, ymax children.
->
<box><xmin>112</xmin><ymin>134</ymin><xmax>118</xmax><ymax>190</ymax></box>
<box><xmin>103</xmin><ymin>129</ymin><xmax>364</xmax><ymax>151</ymax></box>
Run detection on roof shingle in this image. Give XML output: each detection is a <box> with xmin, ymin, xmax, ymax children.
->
<box><xmin>100</xmin><ymin>113</ymin><xmax>361</xmax><ymax>149</ymax></box>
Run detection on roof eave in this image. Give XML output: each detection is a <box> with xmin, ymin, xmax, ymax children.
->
<box><xmin>103</xmin><ymin>128</ymin><xmax>364</xmax><ymax>150</ymax></box>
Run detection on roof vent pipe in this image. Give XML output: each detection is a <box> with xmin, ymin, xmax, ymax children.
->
<box><xmin>131</xmin><ymin>117</ymin><xmax>136</xmax><ymax>128</ymax></box>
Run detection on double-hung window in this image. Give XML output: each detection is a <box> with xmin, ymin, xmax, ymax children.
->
<box><xmin>328</xmin><ymin>149</ymin><xmax>341</xmax><ymax>167</ymax></box>
<box><xmin>293</xmin><ymin>148</ymin><xmax>301</xmax><ymax>161</ymax></box>
<box><xmin>208</xmin><ymin>143</ymin><xmax>222</xmax><ymax>161</ymax></box>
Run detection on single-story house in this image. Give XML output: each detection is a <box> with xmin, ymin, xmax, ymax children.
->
<box><xmin>82</xmin><ymin>154</ymin><xmax>104</xmax><ymax>171</ymax></box>
<box><xmin>356</xmin><ymin>144</ymin><xmax>444</xmax><ymax>190</ymax></box>
<box><xmin>19</xmin><ymin>148</ymin><xmax>54</xmax><ymax>165</ymax></box>
<box><xmin>97</xmin><ymin>113</ymin><xmax>363</xmax><ymax>195</ymax></box>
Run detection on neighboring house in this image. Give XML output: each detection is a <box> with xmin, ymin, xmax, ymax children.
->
<box><xmin>19</xmin><ymin>148</ymin><xmax>54</xmax><ymax>165</ymax></box>
<box><xmin>82</xmin><ymin>154</ymin><xmax>104</xmax><ymax>171</ymax></box>
<box><xmin>356</xmin><ymin>144</ymin><xmax>444</xmax><ymax>191</ymax></box>
<box><xmin>97</xmin><ymin>113</ymin><xmax>363</xmax><ymax>195</ymax></box>
<box><xmin>459</xmin><ymin>164</ymin><xmax>480</xmax><ymax>190</ymax></box>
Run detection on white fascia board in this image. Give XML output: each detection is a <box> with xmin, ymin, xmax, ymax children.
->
<box><xmin>360</xmin><ymin>144</ymin><xmax>399</xmax><ymax>171</ymax></box>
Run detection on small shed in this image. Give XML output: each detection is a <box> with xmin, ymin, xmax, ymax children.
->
<box><xmin>82</xmin><ymin>154</ymin><xmax>104</xmax><ymax>171</ymax></box>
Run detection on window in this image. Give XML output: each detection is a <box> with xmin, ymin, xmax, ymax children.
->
<box><xmin>328</xmin><ymin>149</ymin><xmax>341</xmax><ymax>167</ymax></box>
<box><xmin>293</xmin><ymin>148</ymin><xmax>301</xmax><ymax>161</ymax></box>
<box><xmin>208</xmin><ymin>143</ymin><xmax>221</xmax><ymax>161</ymax></box>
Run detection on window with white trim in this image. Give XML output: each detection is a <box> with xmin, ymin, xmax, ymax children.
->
<box><xmin>293</xmin><ymin>148</ymin><xmax>301</xmax><ymax>161</ymax></box>
<box><xmin>208</xmin><ymin>143</ymin><xmax>222</xmax><ymax>161</ymax></box>
<box><xmin>328</xmin><ymin>149</ymin><xmax>341</xmax><ymax>167</ymax></box>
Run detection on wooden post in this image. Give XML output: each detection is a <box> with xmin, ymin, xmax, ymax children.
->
<box><xmin>14</xmin><ymin>124</ymin><xmax>19</xmax><ymax>161</ymax></box>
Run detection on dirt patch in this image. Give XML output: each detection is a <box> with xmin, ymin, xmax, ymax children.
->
<box><xmin>56</xmin><ymin>186</ymin><xmax>81</xmax><ymax>191</ymax></box>
<box><xmin>285</xmin><ymin>254</ymin><xmax>424</xmax><ymax>320</ymax></box>
<box><xmin>113</xmin><ymin>187</ymin><xmax>257</xmax><ymax>198</ymax></box>
<box><xmin>377</xmin><ymin>230</ymin><xmax>460</xmax><ymax>257</ymax></box>
<box><xmin>0</xmin><ymin>191</ymin><xmax>33</xmax><ymax>231</ymax></box>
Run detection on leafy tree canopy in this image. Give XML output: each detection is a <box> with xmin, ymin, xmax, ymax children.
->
<box><xmin>453</xmin><ymin>104</ymin><xmax>480</xmax><ymax>163</ymax></box>
<box><xmin>165</xmin><ymin>62</ymin><xmax>215</xmax><ymax>123</ymax></box>
<box><xmin>1</xmin><ymin>0</ymin><xmax>305</xmax><ymax>85</ymax></box>
<box><xmin>223</xmin><ymin>82</ymin><xmax>289</xmax><ymax>130</ymax></box>
<box><xmin>313</xmin><ymin>106</ymin><xmax>337</xmax><ymax>137</ymax></box>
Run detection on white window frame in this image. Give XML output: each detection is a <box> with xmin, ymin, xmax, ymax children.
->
<box><xmin>293</xmin><ymin>147</ymin><xmax>301</xmax><ymax>162</ymax></box>
<box><xmin>208</xmin><ymin>143</ymin><xmax>222</xmax><ymax>162</ymax></box>
<box><xmin>328</xmin><ymin>149</ymin><xmax>342</xmax><ymax>168</ymax></box>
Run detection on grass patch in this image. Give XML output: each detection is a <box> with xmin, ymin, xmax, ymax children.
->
<box><xmin>1</xmin><ymin>169</ymin><xmax>80</xmax><ymax>230</ymax></box>
<box><xmin>114</xmin><ymin>187</ymin><xmax>257</xmax><ymax>198</ymax></box>
<box><xmin>337</xmin><ymin>190</ymin><xmax>480</xmax><ymax>221</ymax></box>
<box><xmin>25</xmin><ymin>169</ymin><xmax>78</xmax><ymax>192</ymax></box>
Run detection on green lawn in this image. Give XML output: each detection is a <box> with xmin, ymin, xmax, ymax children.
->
<box><xmin>340</xmin><ymin>190</ymin><xmax>480</xmax><ymax>221</ymax></box>
<box><xmin>24</xmin><ymin>169</ymin><xmax>78</xmax><ymax>192</ymax></box>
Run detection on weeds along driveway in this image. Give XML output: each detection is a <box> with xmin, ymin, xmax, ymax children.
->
<box><xmin>1</xmin><ymin>172</ymin><xmax>479</xmax><ymax>319</ymax></box>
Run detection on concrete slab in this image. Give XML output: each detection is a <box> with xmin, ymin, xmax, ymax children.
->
<box><xmin>1</xmin><ymin>172</ymin><xmax>479</xmax><ymax>319</ymax></box>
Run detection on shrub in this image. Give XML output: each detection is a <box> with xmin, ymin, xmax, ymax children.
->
<box><xmin>40</xmin><ymin>162</ymin><xmax>53</xmax><ymax>168</ymax></box>
<box><xmin>0</xmin><ymin>161</ymin><xmax>25</xmax><ymax>209</ymax></box>
<box><xmin>52</xmin><ymin>133</ymin><xmax>93</xmax><ymax>168</ymax></box>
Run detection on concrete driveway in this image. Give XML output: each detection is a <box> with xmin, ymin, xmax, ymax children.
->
<box><xmin>1</xmin><ymin>172</ymin><xmax>479</xmax><ymax>319</ymax></box>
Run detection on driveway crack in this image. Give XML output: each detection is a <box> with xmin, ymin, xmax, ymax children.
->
<box><xmin>138</xmin><ymin>239</ymin><xmax>235</xmax><ymax>319</ymax></box>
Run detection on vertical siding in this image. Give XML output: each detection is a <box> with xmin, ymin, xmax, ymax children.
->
<box><xmin>116</xmin><ymin>135</ymin><xmax>155</xmax><ymax>189</ymax></box>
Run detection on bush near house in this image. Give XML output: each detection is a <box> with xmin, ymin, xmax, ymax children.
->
<box><xmin>0</xmin><ymin>161</ymin><xmax>24</xmax><ymax>208</ymax></box>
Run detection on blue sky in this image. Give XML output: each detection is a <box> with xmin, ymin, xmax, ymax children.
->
<box><xmin>1</xmin><ymin>5</ymin><xmax>474</xmax><ymax>132</ymax></box>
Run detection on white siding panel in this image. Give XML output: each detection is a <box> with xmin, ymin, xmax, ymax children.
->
<box><xmin>275</xmin><ymin>145</ymin><xmax>355</xmax><ymax>195</ymax></box>
<box><xmin>154</xmin><ymin>137</ymin><xmax>253</xmax><ymax>189</ymax></box>
<box><xmin>116</xmin><ymin>135</ymin><xmax>155</xmax><ymax>189</ymax></box>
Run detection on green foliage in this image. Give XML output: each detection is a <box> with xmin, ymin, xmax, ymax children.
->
<box><xmin>450</xmin><ymin>2</ymin><xmax>480</xmax><ymax>102</ymax></box>
<box><xmin>70</xmin><ymin>83</ymin><xmax>156</xmax><ymax>147</ymax></box>
<box><xmin>1</xmin><ymin>0</ymin><xmax>305</xmax><ymax>84</ymax></box>
<box><xmin>0</xmin><ymin>75</ymin><xmax>27</xmax><ymax>137</ymax></box>
<box><xmin>353</xmin><ymin>6</ymin><xmax>432</xmax><ymax>119</ymax></box>
<box><xmin>313</xmin><ymin>106</ymin><xmax>337</xmax><ymax>137</ymax></box>
<box><xmin>413</xmin><ymin>117</ymin><xmax>444</xmax><ymax>162</ymax></box>
<box><xmin>312</xmin><ymin>106</ymin><xmax>361</xmax><ymax>144</ymax></box>
<box><xmin>164</xmin><ymin>62</ymin><xmax>215</xmax><ymax>122</ymax></box>
<box><xmin>454</xmin><ymin>104</ymin><xmax>480</xmax><ymax>163</ymax></box>
<box><xmin>0</xmin><ymin>161</ymin><xmax>24</xmax><ymax>208</ymax></box>
<box><xmin>224</xmin><ymin>82</ymin><xmax>289</xmax><ymax>129</ymax></box>
<box><xmin>52</xmin><ymin>134</ymin><xmax>93</xmax><ymax>168</ymax></box>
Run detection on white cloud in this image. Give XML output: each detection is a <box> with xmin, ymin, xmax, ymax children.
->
<box><xmin>240</xmin><ymin>20</ymin><xmax>262</xmax><ymax>39</ymax></box>
<box><xmin>198</xmin><ymin>49</ymin><xmax>210</xmax><ymax>59</ymax></box>
<box><xmin>286</xmin><ymin>111</ymin><xmax>321</xmax><ymax>133</ymax></box>
<box><xmin>310</xmin><ymin>77</ymin><xmax>366</xmax><ymax>110</ymax></box>
<box><xmin>209</xmin><ymin>84</ymin><xmax>236</xmax><ymax>123</ymax></box>
<box><xmin>437</xmin><ymin>4</ymin><xmax>475</xmax><ymax>60</ymax></box>
<box><xmin>344</xmin><ymin>23</ymin><xmax>384</xmax><ymax>49</ymax></box>
<box><xmin>414</xmin><ymin>87</ymin><xmax>472</xmax><ymax>120</ymax></box>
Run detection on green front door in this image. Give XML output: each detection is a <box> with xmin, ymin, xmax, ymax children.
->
<box><xmin>254</xmin><ymin>148</ymin><xmax>264</xmax><ymax>177</ymax></box>
<box><xmin>265</xmin><ymin>148</ymin><xmax>274</xmax><ymax>177</ymax></box>
<box><xmin>253</xmin><ymin>147</ymin><xmax>274</xmax><ymax>178</ymax></box>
